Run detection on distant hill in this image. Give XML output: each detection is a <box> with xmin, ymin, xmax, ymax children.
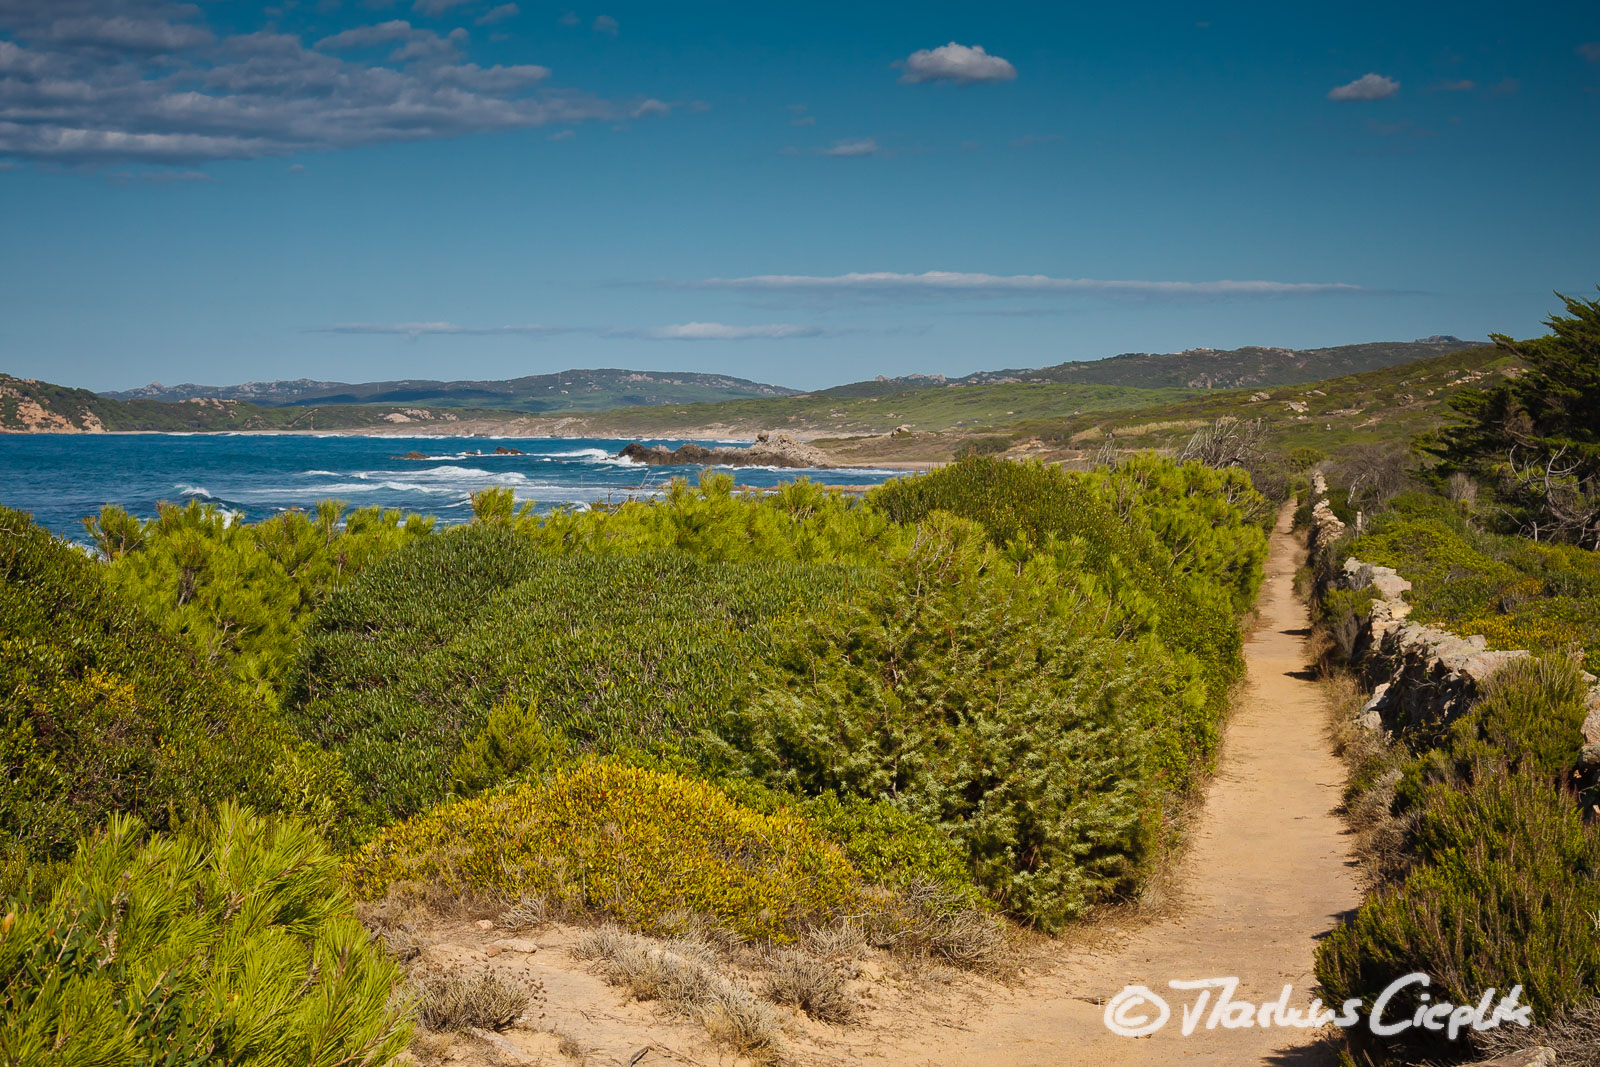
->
<box><xmin>105</xmin><ymin>368</ymin><xmax>800</xmax><ymax>413</ymax></box>
<box><xmin>1</xmin><ymin>373</ymin><xmax>515</xmax><ymax>434</ymax></box>
<box><xmin>820</xmin><ymin>339</ymin><xmax>1477</xmax><ymax>397</ymax></box>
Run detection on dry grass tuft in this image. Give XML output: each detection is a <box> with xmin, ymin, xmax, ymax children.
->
<box><xmin>497</xmin><ymin>896</ymin><xmax>550</xmax><ymax>931</ymax></box>
<box><xmin>573</xmin><ymin>925</ymin><xmax>784</xmax><ymax>1062</ymax></box>
<box><xmin>859</xmin><ymin>883</ymin><xmax>1012</xmax><ymax>973</ymax></box>
<box><xmin>762</xmin><ymin>949</ymin><xmax>858</xmax><ymax>1024</ymax></box>
<box><xmin>415</xmin><ymin>967</ymin><xmax>535</xmax><ymax>1032</ymax></box>
<box><xmin>1321</xmin><ymin>669</ymin><xmax>1415</xmax><ymax>887</ymax></box>
<box><xmin>1474</xmin><ymin>999</ymin><xmax>1600</xmax><ymax>1065</ymax></box>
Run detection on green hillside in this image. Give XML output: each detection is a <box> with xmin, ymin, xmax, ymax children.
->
<box><xmin>1</xmin><ymin>373</ymin><xmax>517</xmax><ymax>433</ymax></box>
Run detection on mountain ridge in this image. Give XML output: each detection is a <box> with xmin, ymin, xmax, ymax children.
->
<box><xmin>104</xmin><ymin>368</ymin><xmax>800</xmax><ymax>413</ymax></box>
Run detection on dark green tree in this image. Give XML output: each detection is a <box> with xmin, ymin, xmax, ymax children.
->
<box><xmin>1427</xmin><ymin>289</ymin><xmax>1600</xmax><ymax>547</ymax></box>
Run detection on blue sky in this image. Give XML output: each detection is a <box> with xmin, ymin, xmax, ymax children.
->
<box><xmin>1</xmin><ymin>1</ymin><xmax>1597</xmax><ymax>391</ymax></box>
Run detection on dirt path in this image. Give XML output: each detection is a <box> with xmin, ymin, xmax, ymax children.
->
<box><xmin>859</xmin><ymin>502</ymin><xmax>1362</xmax><ymax>1066</ymax></box>
<box><xmin>411</xmin><ymin>505</ymin><xmax>1361</xmax><ymax>1067</ymax></box>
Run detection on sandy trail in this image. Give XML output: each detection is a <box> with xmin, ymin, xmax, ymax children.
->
<box><xmin>861</xmin><ymin>501</ymin><xmax>1362</xmax><ymax>1066</ymax></box>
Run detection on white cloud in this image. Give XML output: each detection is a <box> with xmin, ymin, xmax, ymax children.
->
<box><xmin>1434</xmin><ymin>79</ymin><xmax>1475</xmax><ymax>91</ymax></box>
<box><xmin>475</xmin><ymin>3</ymin><xmax>518</xmax><ymax>26</ymax></box>
<box><xmin>558</xmin><ymin>11</ymin><xmax>579</xmax><ymax>26</ymax></box>
<box><xmin>0</xmin><ymin>5</ymin><xmax>649</xmax><ymax>165</ymax></box>
<box><xmin>547</xmin><ymin>128</ymin><xmax>574</xmax><ymax>140</ymax></box>
<box><xmin>44</xmin><ymin>14</ymin><xmax>214</xmax><ymax>51</ymax></box>
<box><xmin>791</xmin><ymin>115</ymin><xmax>814</xmax><ymax>126</ymax></box>
<box><xmin>821</xmin><ymin>137</ymin><xmax>877</xmax><ymax>157</ymax></box>
<box><xmin>593</xmin><ymin>14</ymin><xmax>618</xmax><ymax>36</ymax></box>
<box><xmin>630</xmin><ymin>98</ymin><xmax>670</xmax><ymax>118</ymax></box>
<box><xmin>432</xmin><ymin>62</ymin><xmax>549</xmax><ymax>90</ymax></box>
<box><xmin>1327</xmin><ymin>73</ymin><xmax>1399</xmax><ymax>101</ymax></box>
<box><xmin>314</xmin><ymin>20</ymin><xmax>418</xmax><ymax>49</ymax></box>
<box><xmin>898</xmin><ymin>42</ymin><xmax>1016</xmax><ymax>85</ymax></box>
<box><xmin>684</xmin><ymin>271</ymin><xmax>1372</xmax><ymax>298</ymax></box>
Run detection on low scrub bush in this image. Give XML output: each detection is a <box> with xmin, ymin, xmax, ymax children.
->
<box><xmin>1317</xmin><ymin>771</ymin><xmax>1600</xmax><ymax>1063</ymax></box>
<box><xmin>286</xmin><ymin>527</ymin><xmax>858</xmax><ymax>825</ymax></box>
<box><xmin>0</xmin><ymin>805</ymin><xmax>413</xmax><ymax>1066</ymax></box>
<box><xmin>762</xmin><ymin>949</ymin><xmax>857</xmax><ymax>1023</ymax></box>
<box><xmin>347</xmin><ymin>761</ymin><xmax>860</xmax><ymax>943</ymax></box>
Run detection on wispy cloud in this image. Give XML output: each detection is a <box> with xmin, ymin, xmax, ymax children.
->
<box><xmin>681</xmin><ymin>271</ymin><xmax>1372</xmax><ymax>299</ymax></box>
<box><xmin>1327</xmin><ymin>73</ymin><xmax>1399</xmax><ymax>101</ymax></box>
<box><xmin>898</xmin><ymin>42</ymin><xmax>1016</xmax><ymax>85</ymax></box>
<box><xmin>1578</xmin><ymin>42</ymin><xmax>1600</xmax><ymax>63</ymax></box>
<box><xmin>107</xmin><ymin>168</ymin><xmax>215</xmax><ymax>183</ymax></box>
<box><xmin>311</xmin><ymin>322</ymin><xmax>570</xmax><ymax>337</ymax></box>
<box><xmin>411</xmin><ymin>0</ymin><xmax>472</xmax><ymax>16</ymax></box>
<box><xmin>592</xmin><ymin>14</ymin><xmax>618</xmax><ymax>36</ymax></box>
<box><xmin>627</xmin><ymin>322</ymin><xmax>824</xmax><ymax>340</ymax></box>
<box><xmin>475</xmin><ymin>4</ymin><xmax>519</xmax><ymax>26</ymax></box>
<box><xmin>1010</xmin><ymin>133</ymin><xmax>1060</xmax><ymax>148</ymax></box>
<box><xmin>309</xmin><ymin>320</ymin><xmax>832</xmax><ymax>340</ymax></box>
<box><xmin>820</xmin><ymin>137</ymin><xmax>878</xmax><ymax>157</ymax></box>
<box><xmin>1433</xmin><ymin>79</ymin><xmax>1475</xmax><ymax>92</ymax></box>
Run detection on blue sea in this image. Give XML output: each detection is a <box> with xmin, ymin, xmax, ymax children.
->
<box><xmin>0</xmin><ymin>434</ymin><xmax>899</xmax><ymax>540</ymax></box>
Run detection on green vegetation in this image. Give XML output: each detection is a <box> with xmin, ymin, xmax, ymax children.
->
<box><xmin>284</xmin><ymin>527</ymin><xmax>860</xmax><ymax>825</ymax></box>
<box><xmin>4</xmin><ymin>451</ymin><xmax>1272</xmax><ymax>1057</ymax></box>
<box><xmin>1311</xmin><ymin>298</ymin><xmax>1600</xmax><ymax>1064</ymax></box>
<box><xmin>1425</xmin><ymin>289</ymin><xmax>1600</xmax><ymax>548</ymax></box>
<box><xmin>0</xmin><ymin>805</ymin><xmax>413</xmax><ymax>1066</ymax></box>
<box><xmin>1340</xmin><ymin>492</ymin><xmax>1600</xmax><ymax>672</ymax></box>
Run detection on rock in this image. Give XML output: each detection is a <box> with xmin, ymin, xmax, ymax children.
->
<box><xmin>491</xmin><ymin>938</ymin><xmax>540</xmax><ymax>954</ymax></box>
<box><xmin>1471</xmin><ymin>1048</ymin><xmax>1555</xmax><ymax>1067</ymax></box>
<box><xmin>1583</xmin><ymin>698</ymin><xmax>1600</xmax><ymax>746</ymax></box>
<box><xmin>617</xmin><ymin>431</ymin><xmax>831</xmax><ymax>469</ymax></box>
<box><xmin>484</xmin><ymin>945</ymin><xmax>502</xmax><ymax>958</ymax></box>
<box><xmin>493</xmin><ymin>445</ymin><xmax>526</xmax><ymax>455</ymax></box>
<box><xmin>398</xmin><ymin>450</ymin><xmax>428</xmax><ymax>461</ymax></box>
<box><xmin>474</xmin><ymin>919</ymin><xmax>494</xmax><ymax>931</ymax></box>
<box><xmin>890</xmin><ymin>424</ymin><xmax>914</xmax><ymax>437</ymax></box>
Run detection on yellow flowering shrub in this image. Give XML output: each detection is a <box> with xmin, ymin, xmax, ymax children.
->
<box><xmin>347</xmin><ymin>761</ymin><xmax>859</xmax><ymax>942</ymax></box>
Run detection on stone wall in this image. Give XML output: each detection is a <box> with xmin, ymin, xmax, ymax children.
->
<box><xmin>1306</xmin><ymin>473</ymin><xmax>1600</xmax><ymax>749</ymax></box>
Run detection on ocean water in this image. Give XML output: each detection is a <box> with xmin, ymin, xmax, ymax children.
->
<box><xmin>0</xmin><ymin>434</ymin><xmax>900</xmax><ymax>540</ymax></box>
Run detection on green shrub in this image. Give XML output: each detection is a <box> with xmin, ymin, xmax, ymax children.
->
<box><xmin>285</xmin><ymin>527</ymin><xmax>860</xmax><ymax>826</ymax></box>
<box><xmin>726</xmin><ymin>512</ymin><xmax>1166</xmax><ymax>930</ymax></box>
<box><xmin>1317</xmin><ymin>771</ymin><xmax>1600</xmax><ymax>1062</ymax></box>
<box><xmin>92</xmin><ymin>499</ymin><xmax>433</xmax><ymax>698</ymax></box>
<box><xmin>0</xmin><ymin>508</ymin><xmax>324</xmax><ymax>879</ymax></box>
<box><xmin>532</xmin><ymin>472</ymin><xmax>914</xmax><ymax>566</ymax></box>
<box><xmin>0</xmin><ymin>805</ymin><xmax>413</xmax><ymax>1066</ymax></box>
<box><xmin>348</xmin><ymin>761</ymin><xmax>860</xmax><ymax>943</ymax></box>
<box><xmin>1398</xmin><ymin>654</ymin><xmax>1590</xmax><ymax>804</ymax></box>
